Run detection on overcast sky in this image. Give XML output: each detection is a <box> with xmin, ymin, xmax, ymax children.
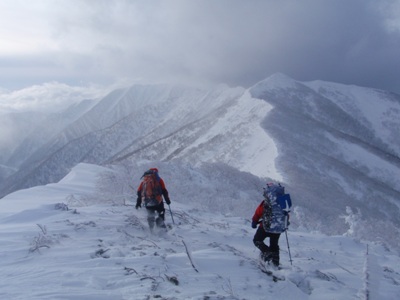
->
<box><xmin>1</xmin><ymin>0</ymin><xmax>400</xmax><ymax>98</ymax></box>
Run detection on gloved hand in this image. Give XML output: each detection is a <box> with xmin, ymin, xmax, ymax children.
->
<box><xmin>135</xmin><ymin>198</ymin><xmax>141</xmax><ymax>209</ymax></box>
<box><xmin>251</xmin><ymin>221</ymin><xmax>258</xmax><ymax>229</ymax></box>
<box><xmin>165</xmin><ymin>198</ymin><xmax>171</xmax><ymax>205</ymax></box>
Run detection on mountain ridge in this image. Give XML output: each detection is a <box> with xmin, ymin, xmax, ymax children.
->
<box><xmin>1</xmin><ymin>73</ymin><xmax>399</xmax><ymax>251</ymax></box>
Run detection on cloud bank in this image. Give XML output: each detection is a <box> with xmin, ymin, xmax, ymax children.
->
<box><xmin>1</xmin><ymin>0</ymin><xmax>400</xmax><ymax>100</ymax></box>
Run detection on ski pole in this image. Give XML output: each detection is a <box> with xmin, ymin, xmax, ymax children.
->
<box><xmin>168</xmin><ymin>204</ymin><xmax>175</xmax><ymax>225</ymax></box>
<box><xmin>285</xmin><ymin>229</ymin><xmax>293</xmax><ymax>265</ymax></box>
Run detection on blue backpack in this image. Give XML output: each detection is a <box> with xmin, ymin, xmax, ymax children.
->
<box><xmin>262</xmin><ymin>183</ymin><xmax>292</xmax><ymax>233</ymax></box>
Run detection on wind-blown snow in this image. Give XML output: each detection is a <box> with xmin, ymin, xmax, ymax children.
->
<box><xmin>1</xmin><ymin>163</ymin><xmax>399</xmax><ymax>299</ymax></box>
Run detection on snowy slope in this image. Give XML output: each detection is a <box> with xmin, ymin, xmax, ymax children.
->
<box><xmin>304</xmin><ymin>80</ymin><xmax>400</xmax><ymax>156</ymax></box>
<box><xmin>0</xmin><ymin>84</ymin><xmax>281</xmax><ymax>197</ymax></box>
<box><xmin>0</xmin><ymin>111</ymin><xmax>49</xmax><ymax>164</ymax></box>
<box><xmin>109</xmin><ymin>89</ymin><xmax>280</xmax><ymax>179</ymax></box>
<box><xmin>7</xmin><ymin>99</ymin><xmax>97</xmax><ymax>169</ymax></box>
<box><xmin>1</xmin><ymin>163</ymin><xmax>399</xmax><ymax>300</ymax></box>
<box><xmin>250</xmin><ymin>74</ymin><xmax>400</xmax><ymax>250</ymax></box>
<box><xmin>1</xmin><ymin>73</ymin><xmax>399</xmax><ymax>254</ymax></box>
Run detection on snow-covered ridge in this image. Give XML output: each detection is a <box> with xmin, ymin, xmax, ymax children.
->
<box><xmin>0</xmin><ymin>163</ymin><xmax>399</xmax><ymax>299</ymax></box>
<box><xmin>1</xmin><ymin>74</ymin><xmax>400</xmax><ymax>254</ymax></box>
<box><xmin>0</xmin><ymin>83</ymin><xmax>282</xmax><ymax>197</ymax></box>
<box><xmin>109</xmin><ymin>89</ymin><xmax>281</xmax><ymax>179</ymax></box>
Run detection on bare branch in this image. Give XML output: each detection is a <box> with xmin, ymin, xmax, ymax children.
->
<box><xmin>36</xmin><ymin>224</ymin><xmax>47</xmax><ymax>235</ymax></box>
<box><xmin>124</xmin><ymin>267</ymin><xmax>139</xmax><ymax>275</ymax></box>
<box><xmin>182</xmin><ymin>239</ymin><xmax>199</xmax><ymax>273</ymax></box>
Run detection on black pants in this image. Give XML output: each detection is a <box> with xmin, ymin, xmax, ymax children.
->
<box><xmin>146</xmin><ymin>202</ymin><xmax>165</xmax><ymax>229</ymax></box>
<box><xmin>253</xmin><ymin>226</ymin><xmax>280</xmax><ymax>265</ymax></box>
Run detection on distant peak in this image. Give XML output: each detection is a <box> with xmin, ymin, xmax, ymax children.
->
<box><xmin>266</xmin><ymin>72</ymin><xmax>294</xmax><ymax>82</ymax></box>
<box><xmin>250</xmin><ymin>73</ymin><xmax>297</xmax><ymax>97</ymax></box>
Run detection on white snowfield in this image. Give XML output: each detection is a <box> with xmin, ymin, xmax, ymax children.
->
<box><xmin>1</xmin><ymin>163</ymin><xmax>399</xmax><ymax>300</ymax></box>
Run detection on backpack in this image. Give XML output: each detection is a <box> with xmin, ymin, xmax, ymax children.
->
<box><xmin>262</xmin><ymin>183</ymin><xmax>292</xmax><ymax>233</ymax></box>
<box><xmin>141</xmin><ymin>170</ymin><xmax>163</xmax><ymax>207</ymax></box>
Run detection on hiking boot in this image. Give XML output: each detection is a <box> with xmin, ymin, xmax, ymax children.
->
<box><xmin>156</xmin><ymin>217</ymin><xmax>166</xmax><ymax>228</ymax></box>
<box><xmin>260</xmin><ymin>251</ymin><xmax>272</xmax><ymax>262</ymax></box>
<box><xmin>147</xmin><ymin>218</ymin><xmax>155</xmax><ymax>230</ymax></box>
<box><xmin>272</xmin><ymin>260</ymin><xmax>280</xmax><ymax>267</ymax></box>
<box><xmin>271</xmin><ymin>252</ymin><xmax>280</xmax><ymax>267</ymax></box>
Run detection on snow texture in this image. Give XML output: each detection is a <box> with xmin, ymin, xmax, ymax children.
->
<box><xmin>1</xmin><ymin>163</ymin><xmax>399</xmax><ymax>299</ymax></box>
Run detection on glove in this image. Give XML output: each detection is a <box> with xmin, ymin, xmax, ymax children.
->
<box><xmin>135</xmin><ymin>198</ymin><xmax>141</xmax><ymax>209</ymax></box>
<box><xmin>165</xmin><ymin>197</ymin><xmax>171</xmax><ymax>205</ymax></box>
<box><xmin>251</xmin><ymin>221</ymin><xmax>258</xmax><ymax>229</ymax></box>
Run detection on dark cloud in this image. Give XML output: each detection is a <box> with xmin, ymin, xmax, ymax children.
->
<box><xmin>1</xmin><ymin>0</ymin><xmax>400</xmax><ymax>94</ymax></box>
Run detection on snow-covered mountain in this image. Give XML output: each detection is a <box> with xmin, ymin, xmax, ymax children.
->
<box><xmin>6</xmin><ymin>99</ymin><xmax>97</xmax><ymax>168</ymax></box>
<box><xmin>1</xmin><ymin>73</ymin><xmax>399</xmax><ymax>252</ymax></box>
<box><xmin>250</xmin><ymin>74</ymin><xmax>400</xmax><ymax>248</ymax></box>
<box><xmin>0</xmin><ymin>84</ymin><xmax>280</xmax><ymax>196</ymax></box>
<box><xmin>1</xmin><ymin>163</ymin><xmax>399</xmax><ymax>299</ymax></box>
<box><xmin>0</xmin><ymin>111</ymin><xmax>48</xmax><ymax>164</ymax></box>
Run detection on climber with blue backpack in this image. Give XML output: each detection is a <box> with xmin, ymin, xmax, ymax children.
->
<box><xmin>251</xmin><ymin>182</ymin><xmax>292</xmax><ymax>267</ymax></box>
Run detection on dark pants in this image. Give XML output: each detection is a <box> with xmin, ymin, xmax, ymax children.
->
<box><xmin>146</xmin><ymin>202</ymin><xmax>165</xmax><ymax>230</ymax></box>
<box><xmin>253</xmin><ymin>226</ymin><xmax>280</xmax><ymax>266</ymax></box>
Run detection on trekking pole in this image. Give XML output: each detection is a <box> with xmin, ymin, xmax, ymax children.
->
<box><xmin>285</xmin><ymin>229</ymin><xmax>293</xmax><ymax>265</ymax></box>
<box><xmin>168</xmin><ymin>204</ymin><xmax>175</xmax><ymax>225</ymax></box>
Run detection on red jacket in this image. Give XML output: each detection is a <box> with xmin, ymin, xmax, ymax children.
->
<box><xmin>252</xmin><ymin>201</ymin><xmax>265</xmax><ymax>227</ymax></box>
<box><xmin>137</xmin><ymin>174</ymin><xmax>169</xmax><ymax>204</ymax></box>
